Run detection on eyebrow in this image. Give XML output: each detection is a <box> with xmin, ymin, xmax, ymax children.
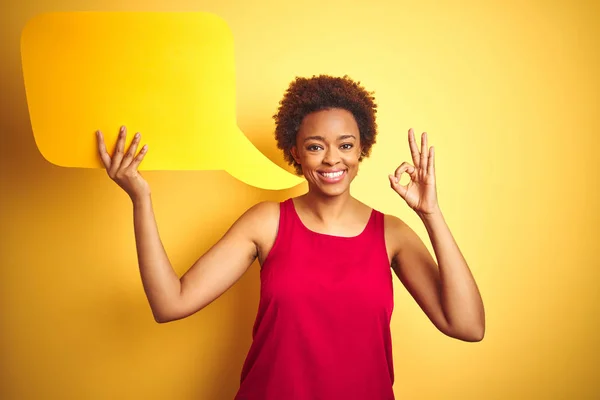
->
<box><xmin>303</xmin><ymin>134</ymin><xmax>357</xmax><ymax>142</ymax></box>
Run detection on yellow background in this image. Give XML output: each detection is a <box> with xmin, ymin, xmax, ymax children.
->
<box><xmin>1</xmin><ymin>0</ymin><xmax>599</xmax><ymax>399</ymax></box>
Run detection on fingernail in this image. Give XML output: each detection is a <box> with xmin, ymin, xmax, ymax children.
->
<box><xmin>135</xmin><ymin>132</ymin><xmax>140</xmax><ymax>139</ymax></box>
<box><xmin>120</xmin><ymin>126</ymin><xmax>125</xmax><ymax>132</ymax></box>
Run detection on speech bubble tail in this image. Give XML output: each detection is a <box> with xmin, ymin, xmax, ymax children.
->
<box><xmin>224</xmin><ymin>129</ymin><xmax>305</xmax><ymax>191</ymax></box>
<box><xmin>226</xmin><ymin>165</ymin><xmax>304</xmax><ymax>191</ymax></box>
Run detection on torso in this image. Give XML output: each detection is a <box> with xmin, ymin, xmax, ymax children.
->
<box><xmin>236</xmin><ymin>197</ymin><xmax>397</xmax><ymax>399</ymax></box>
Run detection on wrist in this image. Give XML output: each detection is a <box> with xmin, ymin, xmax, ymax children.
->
<box><xmin>416</xmin><ymin>206</ymin><xmax>442</xmax><ymax>221</ymax></box>
<box><xmin>131</xmin><ymin>193</ymin><xmax>152</xmax><ymax>208</ymax></box>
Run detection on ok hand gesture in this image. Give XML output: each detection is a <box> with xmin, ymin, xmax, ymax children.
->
<box><xmin>388</xmin><ymin>128</ymin><xmax>440</xmax><ymax>216</ymax></box>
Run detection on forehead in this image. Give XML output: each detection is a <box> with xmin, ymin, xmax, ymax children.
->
<box><xmin>298</xmin><ymin>108</ymin><xmax>359</xmax><ymax>139</ymax></box>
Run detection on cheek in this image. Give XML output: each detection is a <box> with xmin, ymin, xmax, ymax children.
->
<box><xmin>345</xmin><ymin>151</ymin><xmax>361</xmax><ymax>165</ymax></box>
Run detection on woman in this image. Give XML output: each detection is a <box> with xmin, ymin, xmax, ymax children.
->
<box><xmin>96</xmin><ymin>75</ymin><xmax>485</xmax><ymax>399</ymax></box>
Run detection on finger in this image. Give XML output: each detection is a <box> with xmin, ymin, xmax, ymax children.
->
<box><xmin>388</xmin><ymin>174</ymin><xmax>400</xmax><ymax>190</ymax></box>
<box><xmin>121</xmin><ymin>132</ymin><xmax>141</xmax><ymax>169</ymax></box>
<box><xmin>420</xmin><ymin>132</ymin><xmax>428</xmax><ymax>171</ymax></box>
<box><xmin>408</xmin><ymin>128</ymin><xmax>420</xmax><ymax>168</ymax></box>
<box><xmin>96</xmin><ymin>130</ymin><xmax>112</xmax><ymax>170</ymax></box>
<box><xmin>427</xmin><ymin>146</ymin><xmax>435</xmax><ymax>176</ymax></box>
<box><xmin>388</xmin><ymin>173</ymin><xmax>411</xmax><ymax>198</ymax></box>
<box><xmin>109</xmin><ymin>126</ymin><xmax>127</xmax><ymax>176</ymax></box>
<box><xmin>129</xmin><ymin>143</ymin><xmax>148</xmax><ymax>171</ymax></box>
<box><xmin>394</xmin><ymin>161</ymin><xmax>416</xmax><ymax>182</ymax></box>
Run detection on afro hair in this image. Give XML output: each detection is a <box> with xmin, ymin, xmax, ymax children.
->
<box><xmin>273</xmin><ymin>74</ymin><xmax>378</xmax><ymax>175</ymax></box>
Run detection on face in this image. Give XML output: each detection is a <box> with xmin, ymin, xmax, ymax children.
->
<box><xmin>291</xmin><ymin>108</ymin><xmax>362</xmax><ymax>197</ymax></box>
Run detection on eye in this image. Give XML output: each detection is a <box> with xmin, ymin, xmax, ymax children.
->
<box><xmin>307</xmin><ymin>144</ymin><xmax>323</xmax><ymax>151</ymax></box>
<box><xmin>340</xmin><ymin>143</ymin><xmax>353</xmax><ymax>150</ymax></box>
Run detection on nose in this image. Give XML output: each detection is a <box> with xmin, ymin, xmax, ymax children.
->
<box><xmin>323</xmin><ymin>147</ymin><xmax>341</xmax><ymax>166</ymax></box>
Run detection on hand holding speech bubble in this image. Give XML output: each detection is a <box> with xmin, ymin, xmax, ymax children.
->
<box><xmin>20</xmin><ymin>12</ymin><xmax>304</xmax><ymax>190</ymax></box>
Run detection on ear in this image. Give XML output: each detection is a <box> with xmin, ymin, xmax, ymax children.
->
<box><xmin>290</xmin><ymin>146</ymin><xmax>300</xmax><ymax>164</ymax></box>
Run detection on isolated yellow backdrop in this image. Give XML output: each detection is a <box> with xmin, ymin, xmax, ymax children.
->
<box><xmin>1</xmin><ymin>1</ymin><xmax>599</xmax><ymax>399</ymax></box>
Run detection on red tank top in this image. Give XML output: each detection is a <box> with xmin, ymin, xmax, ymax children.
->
<box><xmin>235</xmin><ymin>198</ymin><xmax>395</xmax><ymax>399</ymax></box>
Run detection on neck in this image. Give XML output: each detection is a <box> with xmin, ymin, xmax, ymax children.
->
<box><xmin>298</xmin><ymin>187</ymin><xmax>355</xmax><ymax>222</ymax></box>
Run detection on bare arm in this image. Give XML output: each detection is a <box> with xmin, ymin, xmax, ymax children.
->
<box><xmin>387</xmin><ymin>214</ymin><xmax>485</xmax><ymax>342</ymax></box>
<box><xmin>134</xmin><ymin>198</ymin><xmax>275</xmax><ymax>323</ymax></box>
<box><xmin>132</xmin><ymin>194</ymin><xmax>181</xmax><ymax>322</ymax></box>
<box><xmin>387</xmin><ymin>129</ymin><xmax>485</xmax><ymax>342</ymax></box>
<box><xmin>96</xmin><ymin>126</ymin><xmax>275</xmax><ymax>323</ymax></box>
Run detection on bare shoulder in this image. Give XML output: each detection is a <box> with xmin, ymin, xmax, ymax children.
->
<box><xmin>240</xmin><ymin>200</ymin><xmax>280</xmax><ymax>228</ymax></box>
<box><xmin>383</xmin><ymin>213</ymin><xmax>409</xmax><ymax>232</ymax></box>
<box><xmin>223</xmin><ymin>200</ymin><xmax>280</xmax><ymax>240</ymax></box>
<box><xmin>237</xmin><ymin>201</ymin><xmax>280</xmax><ymax>262</ymax></box>
<box><xmin>383</xmin><ymin>213</ymin><xmax>414</xmax><ymax>260</ymax></box>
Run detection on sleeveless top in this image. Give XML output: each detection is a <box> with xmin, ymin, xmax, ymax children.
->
<box><xmin>235</xmin><ymin>198</ymin><xmax>395</xmax><ymax>400</ymax></box>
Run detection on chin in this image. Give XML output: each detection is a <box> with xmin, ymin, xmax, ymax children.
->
<box><xmin>318</xmin><ymin>185</ymin><xmax>349</xmax><ymax>197</ymax></box>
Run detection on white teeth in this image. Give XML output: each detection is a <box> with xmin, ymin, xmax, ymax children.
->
<box><xmin>322</xmin><ymin>171</ymin><xmax>344</xmax><ymax>178</ymax></box>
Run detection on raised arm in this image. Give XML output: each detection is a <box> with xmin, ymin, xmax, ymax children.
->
<box><xmin>132</xmin><ymin>196</ymin><xmax>273</xmax><ymax>323</ymax></box>
<box><xmin>387</xmin><ymin>128</ymin><xmax>485</xmax><ymax>341</ymax></box>
<box><xmin>97</xmin><ymin>126</ymin><xmax>276</xmax><ymax>323</ymax></box>
<box><xmin>385</xmin><ymin>215</ymin><xmax>485</xmax><ymax>342</ymax></box>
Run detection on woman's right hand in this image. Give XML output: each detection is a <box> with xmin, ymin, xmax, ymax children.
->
<box><xmin>96</xmin><ymin>125</ymin><xmax>150</xmax><ymax>202</ymax></box>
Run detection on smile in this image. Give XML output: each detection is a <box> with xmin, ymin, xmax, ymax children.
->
<box><xmin>317</xmin><ymin>170</ymin><xmax>347</xmax><ymax>182</ymax></box>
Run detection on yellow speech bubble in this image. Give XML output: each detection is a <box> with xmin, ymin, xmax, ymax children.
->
<box><xmin>20</xmin><ymin>12</ymin><xmax>304</xmax><ymax>190</ymax></box>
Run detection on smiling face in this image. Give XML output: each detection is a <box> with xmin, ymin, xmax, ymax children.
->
<box><xmin>291</xmin><ymin>108</ymin><xmax>362</xmax><ymax>197</ymax></box>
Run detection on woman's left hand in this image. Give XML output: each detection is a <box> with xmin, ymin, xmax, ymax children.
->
<box><xmin>389</xmin><ymin>128</ymin><xmax>440</xmax><ymax>216</ymax></box>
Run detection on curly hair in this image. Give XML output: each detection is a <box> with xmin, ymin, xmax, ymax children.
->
<box><xmin>273</xmin><ymin>74</ymin><xmax>378</xmax><ymax>175</ymax></box>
